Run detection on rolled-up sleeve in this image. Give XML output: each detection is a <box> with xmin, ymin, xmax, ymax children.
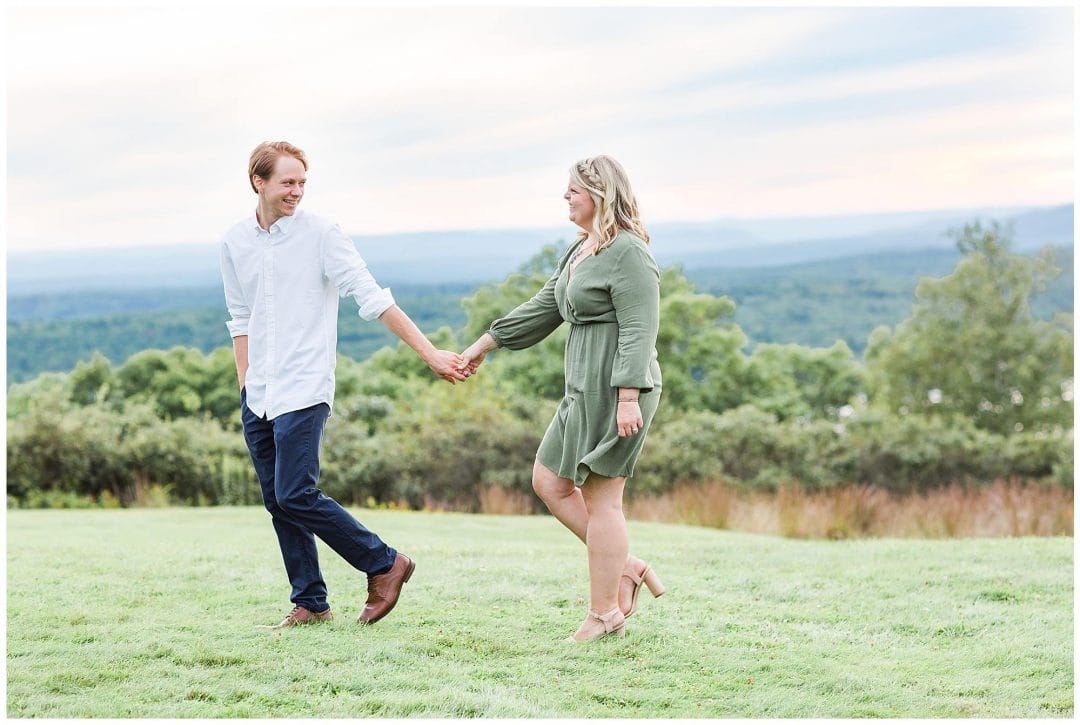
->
<box><xmin>321</xmin><ymin>223</ymin><xmax>396</xmax><ymax>321</ymax></box>
<box><xmin>220</xmin><ymin>242</ymin><xmax>250</xmax><ymax>338</ymax></box>
<box><xmin>609</xmin><ymin>241</ymin><xmax>660</xmax><ymax>392</ymax></box>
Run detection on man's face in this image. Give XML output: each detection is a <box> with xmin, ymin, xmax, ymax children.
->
<box><xmin>254</xmin><ymin>155</ymin><xmax>306</xmax><ymax>219</ymax></box>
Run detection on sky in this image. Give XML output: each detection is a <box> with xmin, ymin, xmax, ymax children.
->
<box><xmin>4</xmin><ymin>3</ymin><xmax>1075</xmax><ymax>252</ymax></box>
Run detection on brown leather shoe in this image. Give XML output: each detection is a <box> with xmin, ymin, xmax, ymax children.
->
<box><xmin>357</xmin><ymin>553</ymin><xmax>415</xmax><ymax>625</ymax></box>
<box><xmin>269</xmin><ymin>605</ymin><xmax>333</xmax><ymax>629</ymax></box>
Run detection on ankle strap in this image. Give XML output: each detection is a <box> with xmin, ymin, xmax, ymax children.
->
<box><xmin>588</xmin><ymin>607</ymin><xmax>623</xmax><ymax>633</ymax></box>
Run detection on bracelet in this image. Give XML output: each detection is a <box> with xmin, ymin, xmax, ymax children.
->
<box><xmin>618</xmin><ymin>397</ymin><xmax>639</xmax><ymax>403</ymax></box>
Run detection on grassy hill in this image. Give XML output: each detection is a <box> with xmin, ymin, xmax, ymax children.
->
<box><xmin>6</xmin><ymin>508</ymin><xmax>1072</xmax><ymax>718</ymax></box>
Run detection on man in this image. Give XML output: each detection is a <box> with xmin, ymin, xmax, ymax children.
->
<box><xmin>220</xmin><ymin>141</ymin><xmax>466</xmax><ymax>628</ymax></box>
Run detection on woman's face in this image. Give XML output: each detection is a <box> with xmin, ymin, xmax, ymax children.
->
<box><xmin>564</xmin><ymin>179</ymin><xmax>596</xmax><ymax>231</ymax></box>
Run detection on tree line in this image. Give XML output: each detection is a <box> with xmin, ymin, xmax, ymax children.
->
<box><xmin>6</xmin><ymin>286</ymin><xmax>472</xmax><ymax>384</ymax></box>
<box><xmin>691</xmin><ymin>245</ymin><xmax>1072</xmax><ymax>354</ymax></box>
<box><xmin>10</xmin><ymin>246</ymin><xmax>1071</xmax><ymax>386</ymax></box>
<box><xmin>7</xmin><ymin>223</ymin><xmax>1073</xmax><ymax>510</ymax></box>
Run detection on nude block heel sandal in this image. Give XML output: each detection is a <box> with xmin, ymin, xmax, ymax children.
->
<box><xmin>642</xmin><ymin>565</ymin><xmax>666</xmax><ymax>598</ymax></box>
<box><xmin>623</xmin><ymin>563</ymin><xmax>666</xmax><ymax>618</ymax></box>
<box><xmin>566</xmin><ymin>606</ymin><xmax>626</xmax><ymax>643</ymax></box>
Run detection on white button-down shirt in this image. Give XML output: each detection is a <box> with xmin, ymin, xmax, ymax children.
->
<box><xmin>220</xmin><ymin>208</ymin><xmax>395</xmax><ymax>420</ymax></box>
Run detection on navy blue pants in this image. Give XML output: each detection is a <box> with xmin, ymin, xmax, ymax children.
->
<box><xmin>241</xmin><ymin>389</ymin><xmax>396</xmax><ymax>612</ymax></box>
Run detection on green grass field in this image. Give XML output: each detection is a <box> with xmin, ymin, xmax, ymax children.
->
<box><xmin>6</xmin><ymin>507</ymin><xmax>1073</xmax><ymax>717</ymax></box>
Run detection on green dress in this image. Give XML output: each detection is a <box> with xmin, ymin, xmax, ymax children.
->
<box><xmin>488</xmin><ymin>231</ymin><xmax>662</xmax><ymax>487</ymax></box>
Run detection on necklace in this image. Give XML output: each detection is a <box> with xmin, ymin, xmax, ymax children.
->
<box><xmin>571</xmin><ymin>241</ymin><xmax>596</xmax><ymax>266</ymax></box>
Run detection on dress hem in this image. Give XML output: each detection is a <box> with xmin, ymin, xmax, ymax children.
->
<box><xmin>536</xmin><ymin>453</ymin><xmax>633</xmax><ymax>488</ymax></box>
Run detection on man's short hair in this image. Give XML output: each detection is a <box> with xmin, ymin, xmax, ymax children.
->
<box><xmin>248</xmin><ymin>141</ymin><xmax>308</xmax><ymax>193</ymax></box>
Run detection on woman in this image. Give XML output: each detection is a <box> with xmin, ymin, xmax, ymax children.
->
<box><xmin>459</xmin><ymin>155</ymin><xmax>665</xmax><ymax>643</ymax></box>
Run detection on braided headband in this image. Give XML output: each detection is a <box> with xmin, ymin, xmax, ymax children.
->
<box><xmin>576</xmin><ymin>160</ymin><xmax>605</xmax><ymax>193</ymax></box>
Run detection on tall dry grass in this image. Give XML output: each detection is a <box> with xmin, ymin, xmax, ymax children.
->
<box><xmin>477</xmin><ymin>484</ymin><xmax>535</xmax><ymax>515</ymax></box>
<box><xmin>457</xmin><ymin>479</ymin><xmax>1072</xmax><ymax>538</ymax></box>
<box><xmin>626</xmin><ymin>478</ymin><xmax>1073</xmax><ymax>539</ymax></box>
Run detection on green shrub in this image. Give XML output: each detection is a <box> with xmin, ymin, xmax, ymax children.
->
<box><xmin>22</xmin><ymin>489</ymin><xmax>97</xmax><ymax>509</ymax></box>
<box><xmin>321</xmin><ymin>376</ymin><xmax>550</xmax><ymax>510</ymax></box>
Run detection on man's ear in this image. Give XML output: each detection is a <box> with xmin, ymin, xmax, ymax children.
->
<box><xmin>252</xmin><ymin>175</ymin><xmax>265</xmax><ymax>193</ymax></box>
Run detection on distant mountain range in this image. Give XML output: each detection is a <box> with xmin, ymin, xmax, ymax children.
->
<box><xmin>7</xmin><ymin>204</ymin><xmax>1072</xmax><ymax>295</ymax></box>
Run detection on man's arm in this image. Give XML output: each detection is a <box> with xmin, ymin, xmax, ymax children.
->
<box><xmin>321</xmin><ymin>224</ymin><xmax>467</xmax><ymax>383</ymax></box>
<box><xmin>221</xmin><ymin>240</ymin><xmax>251</xmax><ymax>391</ymax></box>
<box><xmin>378</xmin><ymin>305</ymin><xmax>468</xmax><ymax>384</ymax></box>
<box><xmin>232</xmin><ymin>335</ymin><xmax>249</xmax><ymax>389</ymax></box>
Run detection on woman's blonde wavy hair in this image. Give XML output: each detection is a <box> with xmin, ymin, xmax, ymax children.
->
<box><xmin>570</xmin><ymin>155</ymin><xmax>650</xmax><ymax>253</ymax></box>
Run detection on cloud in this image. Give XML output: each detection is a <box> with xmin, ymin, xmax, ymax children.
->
<box><xmin>4</xmin><ymin>6</ymin><xmax>1073</xmax><ymax>250</ymax></box>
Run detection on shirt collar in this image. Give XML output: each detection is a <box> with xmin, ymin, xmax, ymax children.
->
<box><xmin>249</xmin><ymin>209</ymin><xmax>300</xmax><ymax>235</ymax></box>
<box><xmin>273</xmin><ymin>211</ymin><xmax>298</xmax><ymax>234</ymax></box>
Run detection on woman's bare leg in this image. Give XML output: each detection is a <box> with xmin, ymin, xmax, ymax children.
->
<box><xmin>570</xmin><ymin>473</ymin><xmax>628</xmax><ymax>639</ymax></box>
<box><xmin>533</xmin><ymin>460</ymin><xmax>648</xmax><ymax>616</ymax></box>
<box><xmin>531</xmin><ymin>459</ymin><xmax>588</xmax><ymax>543</ymax></box>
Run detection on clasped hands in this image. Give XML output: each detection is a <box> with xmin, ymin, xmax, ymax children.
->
<box><xmin>424</xmin><ymin>333</ymin><xmax>495</xmax><ymax>384</ymax></box>
<box><xmin>425</xmin><ymin>333</ymin><xmax>643</xmax><ymax>438</ymax></box>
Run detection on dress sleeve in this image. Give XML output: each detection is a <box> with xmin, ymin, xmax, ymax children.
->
<box><xmin>487</xmin><ymin>246</ymin><xmax>574</xmax><ymax>350</ymax></box>
<box><xmin>609</xmin><ymin>240</ymin><xmax>660</xmax><ymax>392</ymax></box>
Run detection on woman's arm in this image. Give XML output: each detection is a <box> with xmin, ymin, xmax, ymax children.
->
<box><xmin>461</xmin><ymin>243</ymin><xmax>578</xmax><ymax>372</ymax></box>
<box><xmin>460</xmin><ymin>332</ymin><xmax>499</xmax><ymax>373</ymax></box>
<box><xmin>609</xmin><ymin>241</ymin><xmax>661</xmax><ymax>393</ymax></box>
<box><xmin>485</xmin><ymin>272</ymin><xmax>563</xmax><ymax>349</ymax></box>
<box><xmin>615</xmin><ymin>386</ymin><xmax>643</xmax><ymax>438</ymax></box>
